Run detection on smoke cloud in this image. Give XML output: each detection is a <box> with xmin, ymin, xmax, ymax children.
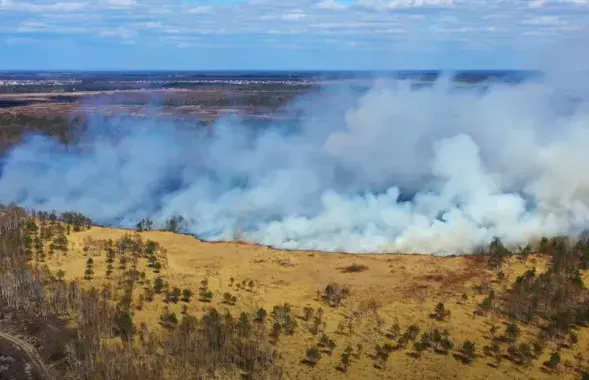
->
<box><xmin>2</xmin><ymin>73</ymin><xmax>589</xmax><ymax>255</ymax></box>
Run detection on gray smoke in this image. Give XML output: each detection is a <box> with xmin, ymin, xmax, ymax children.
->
<box><xmin>2</xmin><ymin>73</ymin><xmax>589</xmax><ymax>255</ymax></box>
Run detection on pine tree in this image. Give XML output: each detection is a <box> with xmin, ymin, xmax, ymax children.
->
<box><xmin>305</xmin><ymin>346</ymin><xmax>321</xmax><ymax>366</ymax></box>
<box><xmin>182</xmin><ymin>288</ymin><xmax>193</xmax><ymax>302</ymax></box>
<box><xmin>84</xmin><ymin>257</ymin><xmax>94</xmax><ymax>280</ymax></box>
<box><xmin>256</xmin><ymin>307</ymin><xmax>267</xmax><ymax>323</ymax></box>
<box><xmin>547</xmin><ymin>351</ymin><xmax>561</xmax><ymax>372</ymax></box>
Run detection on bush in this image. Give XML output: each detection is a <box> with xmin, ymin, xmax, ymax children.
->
<box><xmin>341</xmin><ymin>263</ymin><xmax>368</xmax><ymax>273</ymax></box>
<box><xmin>304</xmin><ymin>346</ymin><xmax>321</xmax><ymax>366</ymax></box>
<box><xmin>322</xmin><ymin>282</ymin><xmax>350</xmax><ymax>307</ymax></box>
<box><xmin>199</xmin><ymin>290</ymin><xmax>213</xmax><ymax>303</ymax></box>
<box><xmin>461</xmin><ymin>340</ymin><xmax>476</xmax><ymax>364</ymax></box>
<box><xmin>114</xmin><ymin>310</ymin><xmax>135</xmax><ymax>342</ymax></box>
<box><xmin>432</xmin><ymin>302</ymin><xmax>451</xmax><ymax>321</ymax></box>
<box><xmin>182</xmin><ymin>288</ymin><xmax>193</xmax><ymax>302</ymax></box>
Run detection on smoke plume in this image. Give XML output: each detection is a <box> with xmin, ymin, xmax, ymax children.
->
<box><xmin>2</xmin><ymin>74</ymin><xmax>589</xmax><ymax>255</ymax></box>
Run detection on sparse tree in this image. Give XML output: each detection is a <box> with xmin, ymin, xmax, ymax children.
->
<box><xmin>271</xmin><ymin>322</ymin><xmax>281</xmax><ymax>342</ymax></box>
<box><xmin>497</xmin><ymin>271</ymin><xmax>506</xmax><ymax>282</ymax></box>
<box><xmin>136</xmin><ymin>218</ymin><xmax>153</xmax><ymax>232</ymax></box>
<box><xmin>181</xmin><ymin>288</ymin><xmax>193</xmax><ymax>302</ymax></box>
<box><xmin>170</xmin><ymin>287</ymin><xmax>181</xmax><ymax>303</ymax></box>
<box><xmin>433</xmin><ymin>302</ymin><xmax>451</xmax><ymax>321</ymax></box>
<box><xmin>547</xmin><ymin>351</ymin><xmax>561</xmax><ymax>372</ymax></box>
<box><xmin>237</xmin><ymin>312</ymin><xmax>252</xmax><ymax>337</ymax></box>
<box><xmin>303</xmin><ymin>306</ymin><xmax>314</xmax><ymax>322</ymax></box>
<box><xmin>339</xmin><ymin>349</ymin><xmax>351</xmax><ymax>373</ymax></box>
<box><xmin>114</xmin><ymin>310</ymin><xmax>135</xmax><ymax>342</ymax></box>
<box><xmin>518</xmin><ymin>342</ymin><xmax>534</xmax><ymax>366</ymax></box>
<box><xmin>506</xmin><ymin>321</ymin><xmax>520</xmax><ymax>343</ymax></box>
<box><xmin>144</xmin><ymin>287</ymin><xmax>155</xmax><ymax>302</ymax></box>
<box><xmin>55</xmin><ymin>269</ymin><xmax>66</xmax><ymax>281</ymax></box>
<box><xmin>165</xmin><ymin>215</ymin><xmax>186</xmax><ymax>233</ymax></box>
<box><xmin>106</xmin><ymin>262</ymin><xmax>114</xmax><ymax>278</ymax></box>
<box><xmin>488</xmin><ymin>341</ymin><xmax>502</xmax><ymax>365</ymax></box>
<box><xmin>305</xmin><ymin>346</ymin><xmax>321</xmax><ymax>366</ymax></box>
<box><xmin>84</xmin><ymin>257</ymin><xmax>94</xmax><ymax>280</ymax></box>
<box><xmin>387</xmin><ymin>323</ymin><xmax>400</xmax><ymax>339</ymax></box>
<box><xmin>256</xmin><ymin>308</ymin><xmax>267</xmax><ymax>323</ymax></box>
<box><xmin>406</xmin><ymin>324</ymin><xmax>421</xmax><ymax>341</ymax></box>
<box><xmin>461</xmin><ymin>340</ymin><xmax>476</xmax><ymax>364</ymax></box>
<box><xmin>440</xmin><ymin>336</ymin><xmax>454</xmax><ymax>354</ymax></box>
<box><xmin>199</xmin><ymin>290</ymin><xmax>213</xmax><ymax>303</ymax></box>
<box><xmin>160</xmin><ymin>308</ymin><xmax>179</xmax><ymax>329</ymax></box>
<box><xmin>153</xmin><ymin>277</ymin><xmax>164</xmax><ymax>293</ymax></box>
<box><xmin>532</xmin><ymin>340</ymin><xmax>544</xmax><ymax>358</ymax></box>
<box><xmin>569</xmin><ymin>332</ymin><xmax>578</xmax><ymax>346</ymax></box>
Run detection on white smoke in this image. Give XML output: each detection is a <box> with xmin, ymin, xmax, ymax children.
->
<box><xmin>2</xmin><ymin>73</ymin><xmax>589</xmax><ymax>255</ymax></box>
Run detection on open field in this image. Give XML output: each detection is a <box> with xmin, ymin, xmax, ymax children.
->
<box><xmin>0</xmin><ymin>86</ymin><xmax>306</xmax><ymax>152</ymax></box>
<box><xmin>24</xmin><ymin>221</ymin><xmax>589</xmax><ymax>380</ymax></box>
<box><xmin>0</xmin><ymin>88</ymin><xmax>306</xmax><ymax>118</ymax></box>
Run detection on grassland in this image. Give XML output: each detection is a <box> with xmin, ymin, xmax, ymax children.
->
<box><xmin>33</xmin><ymin>224</ymin><xmax>589</xmax><ymax>380</ymax></box>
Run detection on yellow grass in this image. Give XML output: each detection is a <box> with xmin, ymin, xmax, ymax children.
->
<box><xmin>40</xmin><ymin>226</ymin><xmax>589</xmax><ymax>380</ymax></box>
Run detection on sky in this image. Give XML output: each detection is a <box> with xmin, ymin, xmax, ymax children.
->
<box><xmin>0</xmin><ymin>0</ymin><xmax>588</xmax><ymax>70</ymax></box>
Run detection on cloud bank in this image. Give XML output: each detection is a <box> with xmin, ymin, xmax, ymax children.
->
<box><xmin>2</xmin><ymin>73</ymin><xmax>589</xmax><ymax>254</ymax></box>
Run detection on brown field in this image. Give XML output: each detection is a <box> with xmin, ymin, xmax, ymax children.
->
<box><xmin>37</xmin><ymin>226</ymin><xmax>589</xmax><ymax>380</ymax></box>
<box><xmin>0</xmin><ymin>88</ymin><xmax>303</xmax><ymax>120</ymax></box>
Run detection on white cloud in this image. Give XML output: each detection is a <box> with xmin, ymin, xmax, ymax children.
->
<box><xmin>314</xmin><ymin>0</ymin><xmax>347</xmax><ymax>10</ymax></box>
<box><xmin>520</xmin><ymin>16</ymin><xmax>563</xmax><ymax>25</ymax></box>
<box><xmin>357</xmin><ymin>0</ymin><xmax>456</xmax><ymax>11</ymax></box>
<box><xmin>16</xmin><ymin>20</ymin><xmax>88</xmax><ymax>33</ymax></box>
<box><xmin>528</xmin><ymin>0</ymin><xmax>546</xmax><ymax>8</ymax></box>
<box><xmin>1</xmin><ymin>0</ymin><xmax>588</xmax><ymax>58</ymax></box>
<box><xmin>563</xmin><ymin>0</ymin><xmax>589</xmax><ymax>5</ymax></box>
<box><xmin>186</xmin><ymin>5</ymin><xmax>213</xmax><ymax>14</ymax></box>
<box><xmin>103</xmin><ymin>0</ymin><xmax>137</xmax><ymax>8</ymax></box>
<box><xmin>281</xmin><ymin>12</ymin><xmax>306</xmax><ymax>20</ymax></box>
<box><xmin>439</xmin><ymin>16</ymin><xmax>458</xmax><ymax>23</ymax></box>
<box><xmin>136</xmin><ymin>21</ymin><xmax>163</xmax><ymax>29</ymax></box>
<box><xmin>1</xmin><ymin>1</ymin><xmax>88</xmax><ymax>12</ymax></box>
<box><xmin>528</xmin><ymin>0</ymin><xmax>589</xmax><ymax>7</ymax></box>
<box><xmin>99</xmin><ymin>27</ymin><xmax>136</xmax><ymax>39</ymax></box>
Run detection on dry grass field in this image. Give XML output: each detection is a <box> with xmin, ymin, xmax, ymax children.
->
<box><xmin>34</xmin><ymin>225</ymin><xmax>589</xmax><ymax>380</ymax></box>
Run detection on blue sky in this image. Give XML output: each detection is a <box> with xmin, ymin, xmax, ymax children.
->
<box><xmin>0</xmin><ymin>0</ymin><xmax>588</xmax><ymax>70</ymax></box>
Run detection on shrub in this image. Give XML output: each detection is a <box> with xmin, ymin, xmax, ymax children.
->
<box><xmin>461</xmin><ymin>340</ymin><xmax>476</xmax><ymax>364</ymax></box>
<box><xmin>304</xmin><ymin>346</ymin><xmax>321</xmax><ymax>366</ymax></box>
<box><xmin>341</xmin><ymin>263</ymin><xmax>368</xmax><ymax>273</ymax></box>
<box><xmin>182</xmin><ymin>288</ymin><xmax>193</xmax><ymax>302</ymax></box>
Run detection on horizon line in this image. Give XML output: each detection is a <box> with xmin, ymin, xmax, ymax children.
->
<box><xmin>0</xmin><ymin>69</ymin><xmax>543</xmax><ymax>73</ymax></box>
